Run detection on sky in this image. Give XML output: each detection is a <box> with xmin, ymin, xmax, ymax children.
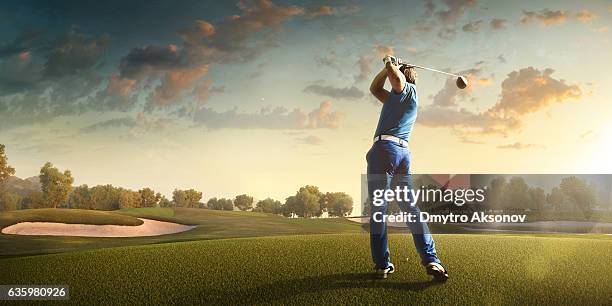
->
<box><xmin>1</xmin><ymin>0</ymin><xmax>611</xmax><ymax>210</ymax></box>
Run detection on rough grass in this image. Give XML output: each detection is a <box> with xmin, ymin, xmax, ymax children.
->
<box><xmin>0</xmin><ymin>208</ymin><xmax>143</xmax><ymax>228</ymax></box>
<box><xmin>0</xmin><ymin>234</ymin><xmax>610</xmax><ymax>305</ymax></box>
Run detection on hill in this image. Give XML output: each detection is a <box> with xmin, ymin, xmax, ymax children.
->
<box><xmin>3</xmin><ymin>176</ymin><xmax>41</xmax><ymax>196</ymax></box>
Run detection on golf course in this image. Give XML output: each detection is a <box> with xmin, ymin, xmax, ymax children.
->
<box><xmin>1</xmin><ymin>208</ymin><xmax>611</xmax><ymax>304</ymax></box>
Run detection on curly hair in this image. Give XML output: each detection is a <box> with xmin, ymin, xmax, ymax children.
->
<box><xmin>400</xmin><ymin>65</ymin><xmax>417</xmax><ymax>85</ymax></box>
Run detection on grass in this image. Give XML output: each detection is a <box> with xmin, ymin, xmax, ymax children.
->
<box><xmin>0</xmin><ymin>234</ymin><xmax>610</xmax><ymax>304</ymax></box>
<box><xmin>0</xmin><ymin>208</ymin><xmax>363</xmax><ymax>257</ymax></box>
<box><xmin>0</xmin><ymin>208</ymin><xmax>143</xmax><ymax>228</ymax></box>
<box><xmin>118</xmin><ymin>207</ymin><xmax>175</xmax><ymax>218</ymax></box>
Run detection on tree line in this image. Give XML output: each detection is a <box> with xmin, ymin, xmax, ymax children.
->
<box><xmin>392</xmin><ymin>176</ymin><xmax>598</xmax><ymax>220</ymax></box>
<box><xmin>0</xmin><ymin>144</ymin><xmax>353</xmax><ymax>217</ymax></box>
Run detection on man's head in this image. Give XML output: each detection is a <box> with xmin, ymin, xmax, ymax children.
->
<box><xmin>400</xmin><ymin>65</ymin><xmax>417</xmax><ymax>85</ymax></box>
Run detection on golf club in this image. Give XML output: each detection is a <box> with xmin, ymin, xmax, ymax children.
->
<box><xmin>386</xmin><ymin>56</ymin><xmax>468</xmax><ymax>89</ymax></box>
<box><xmin>405</xmin><ymin>63</ymin><xmax>468</xmax><ymax>89</ymax></box>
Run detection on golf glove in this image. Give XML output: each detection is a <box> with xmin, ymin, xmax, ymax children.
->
<box><xmin>383</xmin><ymin>55</ymin><xmax>397</xmax><ymax>66</ymax></box>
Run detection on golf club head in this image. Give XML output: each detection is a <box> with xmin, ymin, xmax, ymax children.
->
<box><xmin>456</xmin><ymin>76</ymin><xmax>468</xmax><ymax>89</ymax></box>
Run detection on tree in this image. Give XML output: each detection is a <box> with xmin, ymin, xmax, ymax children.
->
<box><xmin>207</xmin><ymin>197</ymin><xmax>220</xmax><ymax>210</ymax></box>
<box><xmin>546</xmin><ymin>187</ymin><xmax>565</xmax><ymax>210</ymax></box>
<box><xmin>282</xmin><ymin>195</ymin><xmax>298</xmax><ymax>217</ymax></box>
<box><xmin>173</xmin><ymin>189</ymin><xmax>187</xmax><ymax>207</ymax></box>
<box><xmin>254</xmin><ymin>198</ymin><xmax>283</xmax><ymax>214</ymax></box>
<box><xmin>208</xmin><ymin>197</ymin><xmax>233</xmax><ymax>210</ymax></box>
<box><xmin>0</xmin><ymin>192</ymin><xmax>21</xmax><ymax>211</ymax></box>
<box><xmin>486</xmin><ymin>176</ymin><xmax>506</xmax><ymax>210</ymax></box>
<box><xmin>502</xmin><ymin>177</ymin><xmax>531</xmax><ymax>211</ymax></box>
<box><xmin>39</xmin><ymin>162</ymin><xmax>74</xmax><ymax>208</ymax></box>
<box><xmin>173</xmin><ymin>189</ymin><xmax>202</xmax><ymax>208</ymax></box>
<box><xmin>234</xmin><ymin>194</ymin><xmax>254</xmax><ymax>211</ymax></box>
<box><xmin>185</xmin><ymin>189</ymin><xmax>203</xmax><ymax>208</ymax></box>
<box><xmin>90</xmin><ymin>184</ymin><xmax>120</xmax><ymax>210</ymax></box>
<box><xmin>159</xmin><ymin>196</ymin><xmax>172</xmax><ymax>208</ymax></box>
<box><xmin>68</xmin><ymin>185</ymin><xmax>92</xmax><ymax>209</ymax></box>
<box><xmin>21</xmin><ymin>191</ymin><xmax>45</xmax><ymax>209</ymax></box>
<box><xmin>324</xmin><ymin>192</ymin><xmax>354</xmax><ymax>217</ymax></box>
<box><xmin>118</xmin><ymin>188</ymin><xmax>140</xmax><ymax>209</ymax></box>
<box><xmin>0</xmin><ymin>144</ymin><xmax>15</xmax><ymax>190</ymax></box>
<box><xmin>220</xmin><ymin>198</ymin><xmax>234</xmax><ymax>210</ymax></box>
<box><xmin>139</xmin><ymin>188</ymin><xmax>157</xmax><ymax>208</ymax></box>
<box><xmin>284</xmin><ymin>185</ymin><xmax>324</xmax><ymax>218</ymax></box>
<box><xmin>528</xmin><ymin>187</ymin><xmax>546</xmax><ymax>212</ymax></box>
<box><xmin>560</xmin><ymin>176</ymin><xmax>596</xmax><ymax>220</ymax></box>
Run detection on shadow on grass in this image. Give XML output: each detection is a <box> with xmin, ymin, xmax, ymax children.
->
<box><xmin>200</xmin><ymin>272</ymin><xmax>442</xmax><ymax>303</ymax></box>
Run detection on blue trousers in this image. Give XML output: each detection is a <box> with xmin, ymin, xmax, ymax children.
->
<box><xmin>366</xmin><ymin>140</ymin><xmax>440</xmax><ymax>268</ymax></box>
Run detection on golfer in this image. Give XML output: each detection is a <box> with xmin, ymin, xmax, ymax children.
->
<box><xmin>367</xmin><ymin>55</ymin><xmax>448</xmax><ymax>281</ymax></box>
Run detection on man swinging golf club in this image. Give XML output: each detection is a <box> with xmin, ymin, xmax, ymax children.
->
<box><xmin>367</xmin><ymin>55</ymin><xmax>449</xmax><ymax>281</ymax></box>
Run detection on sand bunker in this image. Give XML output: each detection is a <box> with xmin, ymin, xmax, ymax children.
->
<box><xmin>1</xmin><ymin>218</ymin><xmax>196</xmax><ymax>237</ymax></box>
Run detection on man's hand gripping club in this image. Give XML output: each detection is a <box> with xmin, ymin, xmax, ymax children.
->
<box><xmin>369</xmin><ymin>55</ymin><xmax>407</xmax><ymax>103</ymax></box>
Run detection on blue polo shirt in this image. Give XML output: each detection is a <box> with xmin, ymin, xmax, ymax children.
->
<box><xmin>373</xmin><ymin>82</ymin><xmax>418</xmax><ymax>141</ymax></box>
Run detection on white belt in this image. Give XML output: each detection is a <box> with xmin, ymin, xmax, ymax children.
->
<box><xmin>374</xmin><ymin>135</ymin><xmax>408</xmax><ymax>147</ymax></box>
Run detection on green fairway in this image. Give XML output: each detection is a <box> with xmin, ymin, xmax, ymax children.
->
<box><xmin>0</xmin><ymin>208</ymin><xmax>363</xmax><ymax>257</ymax></box>
<box><xmin>0</xmin><ymin>234</ymin><xmax>610</xmax><ymax>304</ymax></box>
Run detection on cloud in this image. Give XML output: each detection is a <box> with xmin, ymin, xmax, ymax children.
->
<box><xmin>0</xmin><ymin>1</ymin><xmax>309</xmax><ymax>131</ymax></box>
<box><xmin>297</xmin><ymin>135</ymin><xmax>323</xmax><ymax>145</ymax></box>
<box><xmin>80</xmin><ymin>113</ymin><xmax>171</xmax><ymax>136</ymax></box>
<box><xmin>0</xmin><ymin>28</ymin><xmax>45</xmax><ymax>58</ymax></box>
<box><xmin>521</xmin><ymin>9</ymin><xmax>568</xmax><ymax>26</ymax></box>
<box><xmin>80</xmin><ymin>117</ymin><xmax>137</xmax><ymax>133</ymax></box>
<box><xmin>580</xmin><ymin>130</ymin><xmax>594</xmax><ymax>140</ymax></box>
<box><xmin>116</xmin><ymin>0</ymin><xmax>305</xmax><ymax>109</ymax></box>
<box><xmin>118</xmin><ymin>44</ymin><xmax>183</xmax><ymax>79</ymax></box>
<box><xmin>431</xmin><ymin>68</ymin><xmax>490</xmax><ymax>107</ymax></box>
<box><xmin>0</xmin><ymin>28</ymin><xmax>108</xmax><ymax>118</ymax></box>
<box><xmin>44</xmin><ymin>29</ymin><xmax>110</xmax><ymax>78</ymax></box>
<box><xmin>462</xmin><ymin>20</ymin><xmax>483</xmax><ymax>32</ymax></box>
<box><xmin>421</xmin><ymin>66</ymin><xmax>581</xmax><ymax>136</ymax></box>
<box><xmin>458</xmin><ymin>135</ymin><xmax>484</xmax><ymax>144</ymax></box>
<box><xmin>193</xmin><ymin>80</ymin><xmax>224</xmax><ymax>104</ymax></box>
<box><xmin>489</xmin><ymin>18</ymin><xmax>507</xmax><ymax>30</ymax></box>
<box><xmin>205</xmin><ymin>0</ymin><xmax>304</xmax><ymax>53</ymax></box>
<box><xmin>418</xmin><ymin>106</ymin><xmax>521</xmax><ymax>135</ymax></box>
<box><xmin>354</xmin><ymin>55</ymin><xmax>374</xmax><ymax>83</ymax></box>
<box><xmin>435</xmin><ymin>0</ymin><xmax>477</xmax><ymax>25</ymax></box>
<box><xmin>303</xmin><ymin>84</ymin><xmax>364</xmax><ymax>100</ymax></box>
<box><xmin>592</xmin><ymin>26</ymin><xmax>608</xmax><ymax>33</ymax></box>
<box><xmin>90</xmin><ymin>75</ymin><xmax>139</xmax><ymax>112</ymax></box>
<box><xmin>0</xmin><ymin>52</ymin><xmax>43</xmax><ymax>94</ymax></box>
<box><xmin>575</xmin><ymin>10</ymin><xmax>597</xmax><ymax>24</ymax></box>
<box><xmin>148</xmin><ymin>65</ymin><xmax>209</xmax><ymax>108</ymax></box>
<box><xmin>306</xmin><ymin>5</ymin><xmax>359</xmax><ymax>17</ymax></box>
<box><xmin>492</xmin><ymin>67</ymin><xmax>581</xmax><ymax>115</ymax></box>
<box><xmin>177</xmin><ymin>20</ymin><xmax>215</xmax><ymax>44</ymax></box>
<box><xmin>193</xmin><ymin>101</ymin><xmax>343</xmax><ymax>130</ymax></box>
<box><xmin>426</xmin><ymin>0</ymin><xmax>477</xmax><ymax>39</ymax></box>
<box><xmin>374</xmin><ymin>45</ymin><xmax>394</xmax><ymax>58</ymax></box>
<box><xmin>307</xmin><ymin>6</ymin><xmax>333</xmax><ymax>17</ymax></box>
<box><xmin>496</xmin><ymin>142</ymin><xmax>538</xmax><ymax>150</ymax></box>
<box><xmin>106</xmin><ymin>75</ymin><xmax>136</xmax><ymax>98</ymax></box>
<box><xmin>315</xmin><ymin>51</ymin><xmax>337</xmax><ymax>67</ymax></box>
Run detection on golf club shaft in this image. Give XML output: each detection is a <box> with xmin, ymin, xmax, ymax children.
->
<box><xmin>406</xmin><ymin>64</ymin><xmax>461</xmax><ymax>78</ymax></box>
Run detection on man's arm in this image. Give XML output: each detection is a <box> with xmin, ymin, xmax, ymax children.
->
<box><xmin>370</xmin><ymin>68</ymin><xmax>389</xmax><ymax>103</ymax></box>
<box><xmin>385</xmin><ymin>60</ymin><xmax>406</xmax><ymax>94</ymax></box>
